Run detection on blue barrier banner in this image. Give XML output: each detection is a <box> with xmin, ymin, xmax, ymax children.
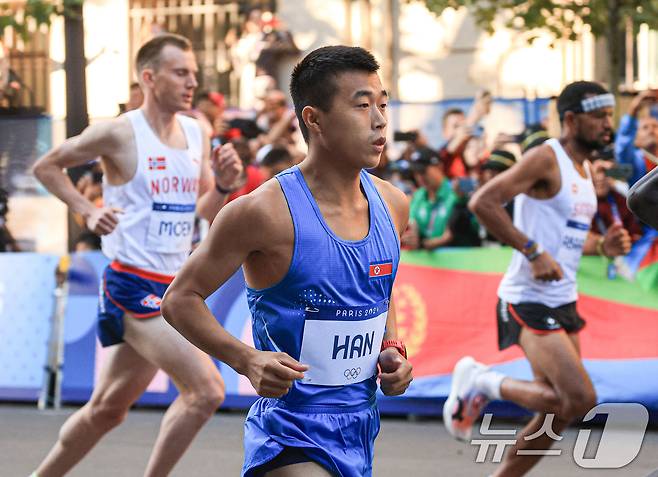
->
<box><xmin>4</xmin><ymin>249</ymin><xmax>657</xmax><ymax>423</ymax></box>
<box><xmin>0</xmin><ymin>253</ymin><xmax>58</xmax><ymax>400</ymax></box>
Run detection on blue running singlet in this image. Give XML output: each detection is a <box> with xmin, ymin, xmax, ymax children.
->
<box><xmin>242</xmin><ymin>166</ymin><xmax>400</xmax><ymax>477</ymax></box>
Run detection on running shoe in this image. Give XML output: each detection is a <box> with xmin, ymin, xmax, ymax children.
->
<box><xmin>443</xmin><ymin>356</ymin><xmax>489</xmax><ymax>441</ymax></box>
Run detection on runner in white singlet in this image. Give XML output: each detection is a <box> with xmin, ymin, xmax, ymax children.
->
<box><xmin>31</xmin><ymin>34</ymin><xmax>243</xmax><ymax>477</ymax></box>
<box><xmin>443</xmin><ymin>81</ymin><xmax>631</xmax><ymax>477</ymax></box>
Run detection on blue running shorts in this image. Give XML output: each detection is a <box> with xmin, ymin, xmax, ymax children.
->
<box><xmin>98</xmin><ymin>261</ymin><xmax>174</xmax><ymax>347</ymax></box>
<box><xmin>243</xmin><ymin>397</ymin><xmax>380</xmax><ymax>477</ymax></box>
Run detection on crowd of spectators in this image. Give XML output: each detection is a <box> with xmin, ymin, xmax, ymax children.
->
<box><xmin>4</xmin><ymin>81</ymin><xmax>655</xmax><ymax>266</ymax></box>
<box><xmin>2</xmin><ymin>7</ymin><xmax>656</xmax><ymax>275</ymax></box>
<box><xmin>379</xmin><ymin>89</ymin><xmax>657</xmax><ymax>266</ymax></box>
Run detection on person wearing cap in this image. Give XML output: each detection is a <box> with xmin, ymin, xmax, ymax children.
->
<box><xmin>408</xmin><ymin>147</ymin><xmax>458</xmax><ymax>250</ymax></box>
<box><xmin>519</xmin><ymin>124</ymin><xmax>550</xmax><ymax>153</ymax></box>
<box><xmin>459</xmin><ymin>149</ymin><xmax>517</xmax><ymax>245</ymax></box>
<box><xmin>480</xmin><ymin>149</ymin><xmax>517</xmax><ymax>186</ymax></box>
<box><xmin>444</xmin><ymin>81</ymin><xmax>631</xmax><ymax>476</ymax></box>
<box><xmin>615</xmin><ymin>89</ymin><xmax>658</xmax><ymax>185</ymax></box>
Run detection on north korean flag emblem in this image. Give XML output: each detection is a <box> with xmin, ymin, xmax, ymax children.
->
<box><xmin>369</xmin><ymin>261</ymin><xmax>392</xmax><ymax>278</ymax></box>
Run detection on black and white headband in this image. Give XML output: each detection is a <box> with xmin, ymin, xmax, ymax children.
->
<box><xmin>576</xmin><ymin>93</ymin><xmax>615</xmax><ymax>113</ymax></box>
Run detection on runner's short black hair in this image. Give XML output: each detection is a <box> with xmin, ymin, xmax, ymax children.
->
<box><xmin>557</xmin><ymin>81</ymin><xmax>609</xmax><ymax>123</ymax></box>
<box><xmin>290</xmin><ymin>45</ymin><xmax>380</xmax><ymax>143</ymax></box>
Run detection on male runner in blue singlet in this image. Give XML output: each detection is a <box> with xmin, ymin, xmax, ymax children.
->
<box><xmin>162</xmin><ymin>46</ymin><xmax>413</xmax><ymax>476</ymax></box>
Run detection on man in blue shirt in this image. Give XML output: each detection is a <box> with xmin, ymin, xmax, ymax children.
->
<box><xmin>615</xmin><ymin>89</ymin><xmax>658</xmax><ymax>185</ymax></box>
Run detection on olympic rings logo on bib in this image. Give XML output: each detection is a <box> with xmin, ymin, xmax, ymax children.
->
<box><xmin>344</xmin><ymin>367</ymin><xmax>362</xmax><ymax>380</ymax></box>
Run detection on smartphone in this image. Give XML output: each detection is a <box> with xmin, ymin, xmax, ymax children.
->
<box><xmin>604</xmin><ymin>164</ymin><xmax>634</xmax><ymax>180</ymax></box>
<box><xmin>393</xmin><ymin>131</ymin><xmax>419</xmax><ymax>142</ymax></box>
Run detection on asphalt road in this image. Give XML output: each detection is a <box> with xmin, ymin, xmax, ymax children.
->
<box><xmin>2</xmin><ymin>404</ymin><xmax>657</xmax><ymax>476</ymax></box>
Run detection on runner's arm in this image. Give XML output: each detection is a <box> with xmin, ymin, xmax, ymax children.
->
<box><xmin>468</xmin><ymin>145</ymin><xmax>555</xmax><ymax>251</ymax></box>
<box><xmin>372</xmin><ymin>176</ymin><xmax>409</xmax><ymax>341</ymax></box>
<box><xmin>162</xmin><ymin>193</ymin><xmax>307</xmax><ymax>396</ymax></box>
<box><xmin>371</xmin><ymin>178</ymin><xmax>413</xmax><ymax>395</ymax></box>
<box><xmin>32</xmin><ymin>121</ymin><xmax>120</xmax><ymax>218</ymax></box>
<box><xmin>163</xmin><ymin>194</ymin><xmax>262</xmax><ymax>369</ymax></box>
<box><xmin>196</xmin><ymin>129</ymin><xmax>242</xmax><ymax>222</ymax></box>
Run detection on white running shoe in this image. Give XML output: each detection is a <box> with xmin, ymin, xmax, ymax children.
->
<box><xmin>443</xmin><ymin>356</ymin><xmax>490</xmax><ymax>441</ymax></box>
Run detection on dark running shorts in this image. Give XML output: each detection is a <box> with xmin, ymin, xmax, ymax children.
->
<box><xmin>496</xmin><ymin>299</ymin><xmax>586</xmax><ymax>350</ymax></box>
<box><xmin>250</xmin><ymin>447</ymin><xmax>316</xmax><ymax>476</ymax></box>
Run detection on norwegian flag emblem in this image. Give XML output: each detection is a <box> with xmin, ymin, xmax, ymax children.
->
<box><xmin>140</xmin><ymin>294</ymin><xmax>162</xmax><ymax>309</ymax></box>
<box><xmin>148</xmin><ymin>156</ymin><xmax>167</xmax><ymax>170</ymax></box>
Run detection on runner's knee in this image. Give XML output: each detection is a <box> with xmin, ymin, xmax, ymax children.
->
<box><xmin>539</xmin><ymin>386</ymin><xmax>562</xmax><ymax>415</ymax></box>
<box><xmin>182</xmin><ymin>376</ymin><xmax>225</xmax><ymax>416</ymax></box>
<box><xmin>88</xmin><ymin>399</ymin><xmax>130</xmax><ymax>430</ymax></box>
<box><xmin>559</xmin><ymin>386</ymin><xmax>597</xmax><ymax>421</ymax></box>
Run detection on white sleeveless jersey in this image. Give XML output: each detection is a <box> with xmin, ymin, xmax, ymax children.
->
<box><xmin>498</xmin><ymin>138</ymin><xmax>597</xmax><ymax>307</ymax></box>
<box><xmin>101</xmin><ymin>109</ymin><xmax>204</xmax><ymax>275</ymax></box>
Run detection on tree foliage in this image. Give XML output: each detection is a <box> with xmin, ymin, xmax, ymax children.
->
<box><xmin>0</xmin><ymin>0</ymin><xmax>83</xmax><ymax>38</ymax></box>
<box><xmin>419</xmin><ymin>0</ymin><xmax>658</xmax><ymax>92</ymax></box>
<box><xmin>420</xmin><ymin>0</ymin><xmax>658</xmax><ymax>39</ymax></box>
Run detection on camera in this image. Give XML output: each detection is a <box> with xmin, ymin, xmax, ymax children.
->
<box><xmin>393</xmin><ymin>130</ymin><xmax>419</xmax><ymax>142</ymax></box>
<box><xmin>604</xmin><ymin>164</ymin><xmax>633</xmax><ymax>180</ymax></box>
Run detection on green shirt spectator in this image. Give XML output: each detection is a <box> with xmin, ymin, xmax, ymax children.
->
<box><xmin>410</xmin><ymin>180</ymin><xmax>457</xmax><ymax>239</ymax></box>
<box><xmin>408</xmin><ymin>147</ymin><xmax>458</xmax><ymax>250</ymax></box>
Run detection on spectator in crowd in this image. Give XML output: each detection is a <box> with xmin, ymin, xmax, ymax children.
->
<box><xmin>226</xmin><ymin>7</ymin><xmax>269</xmax><ymax>110</ymax></box>
<box><xmin>118</xmin><ymin>82</ymin><xmax>144</xmax><ymax>114</ymax></box>
<box><xmin>492</xmin><ymin>124</ymin><xmax>549</xmax><ymax>156</ymax></box>
<box><xmin>438</xmin><ymin>90</ymin><xmax>493</xmax><ymax>178</ymax></box>
<box><xmin>256</xmin><ymin>89</ymin><xmax>301</xmax><ymax>149</ymax></box>
<box><xmin>126</xmin><ymin>82</ymin><xmax>144</xmax><ymax>112</ymax></box>
<box><xmin>615</xmin><ymin>89</ymin><xmax>658</xmax><ymax>185</ymax></box>
<box><xmin>407</xmin><ymin>147</ymin><xmax>458</xmax><ymax>250</ymax></box>
<box><xmin>254</xmin><ymin>11</ymin><xmax>300</xmax><ymax>89</ymax></box>
<box><xmin>227</xmin><ymin>137</ymin><xmax>265</xmax><ymax>201</ymax></box>
<box><xmin>447</xmin><ymin>175</ymin><xmax>482</xmax><ymax>247</ymax></box>
<box><xmin>195</xmin><ymin>91</ymin><xmax>227</xmax><ymax>138</ymax></box>
<box><xmin>583</xmin><ymin>159</ymin><xmax>643</xmax><ymax>256</ymax></box>
<box><xmin>0</xmin><ymin>187</ymin><xmax>20</xmax><ymax>252</ymax></box>
<box><xmin>519</xmin><ymin>123</ymin><xmax>550</xmax><ymax>153</ymax></box>
<box><xmin>259</xmin><ymin>145</ymin><xmax>295</xmax><ymax>180</ymax></box>
<box><xmin>446</xmin><ymin>150</ymin><xmax>518</xmax><ymax>248</ymax></box>
<box><xmin>480</xmin><ymin>149</ymin><xmax>517</xmax><ymax>188</ymax></box>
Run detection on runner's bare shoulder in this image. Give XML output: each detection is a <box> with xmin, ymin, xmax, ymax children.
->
<box><xmin>516</xmin><ymin>142</ymin><xmax>561</xmax><ymax>195</ymax></box>
<box><xmin>222</xmin><ymin>177</ymin><xmax>293</xmax><ymax>253</ymax></box>
<box><xmin>369</xmin><ymin>173</ymin><xmax>410</xmax><ymax>235</ymax></box>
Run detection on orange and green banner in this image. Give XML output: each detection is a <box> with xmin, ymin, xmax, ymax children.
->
<box><xmin>392</xmin><ymin>248</ymin><xmax>658</xmax><ymax>415</ymax></box>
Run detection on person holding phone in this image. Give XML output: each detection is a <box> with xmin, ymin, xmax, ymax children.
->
<box><xmin>615</xmin><ymin>89</ymin><xmax>658</xmax><ymax>185</ymax></box>
<box><xmin>583</xmin><ymin>159</ymin><xmax>642</xmax><ymax>257</ymax></box>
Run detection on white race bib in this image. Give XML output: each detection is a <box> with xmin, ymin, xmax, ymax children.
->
<box><xmin>298</xmin><ymin>301</ymin><xmax>388</xmax><ymax>386</ymax></box>
<box><xmin>556</xmin><ymin>219</ymin><xmax>590</xmax><ymax>281</ymax></box>
<box><xmin>146</xmin><ymin>202</ymin><xmax>195</xmax><ymax>253</ymax></box>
